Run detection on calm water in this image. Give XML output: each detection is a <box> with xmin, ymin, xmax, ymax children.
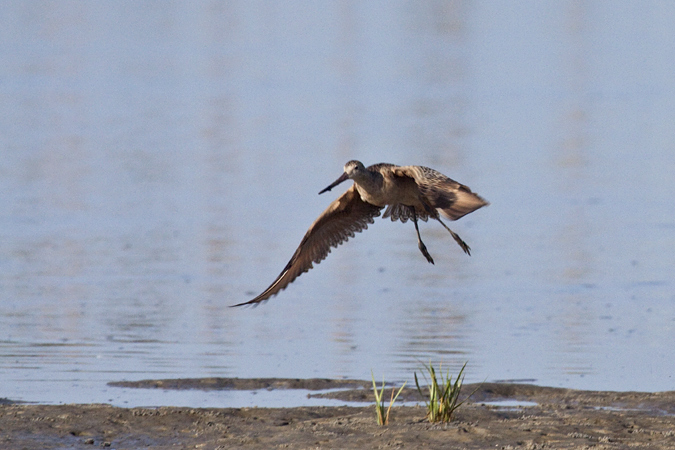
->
<box><xmin>1</xmin><ymin>1</ymin><xmax>674</xmax><ymax>407</ymax></box>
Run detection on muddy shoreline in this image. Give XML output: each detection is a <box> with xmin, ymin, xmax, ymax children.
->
<box><xmin>3</xmin><ymin>378</ymin><xmax>675</xmax><ymax>449</ymax></box>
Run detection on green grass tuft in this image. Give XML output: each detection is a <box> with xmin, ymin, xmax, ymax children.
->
<box><xmin>371</xmin><ymin>371</ymin><xmax>407</xmax><ymax>426</ymax></box>
<box><xmin>414</xmin><ymin>361</ymin><xmax>477</xmax><ymax>423</ymax></box>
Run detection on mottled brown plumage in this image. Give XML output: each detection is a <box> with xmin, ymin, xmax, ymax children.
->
<box><xmin>234</xmin><ymin>160</ymin><xmax>488</xmax><ymax>306</ymax></box>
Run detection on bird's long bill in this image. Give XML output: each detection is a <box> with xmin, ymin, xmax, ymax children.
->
<box><xmin>318</xmin><ymin>172</ymin><xmax>349</xmax><ymax>194</ymax></box>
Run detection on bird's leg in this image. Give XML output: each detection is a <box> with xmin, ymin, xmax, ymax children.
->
<box><xmin>435</xmin><ymin>216</ymin><xmax>472</xmax><ymax>256</ymax></box>
<box><xmin>411</xmin><ymin>208</ymin><xmax>434</xmax><ymax>264</ymax></box>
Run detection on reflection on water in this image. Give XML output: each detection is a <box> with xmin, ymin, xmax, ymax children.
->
<box><xmin>2</xmin><ymin>1</ymin><xmax>675</xmax><ymax>405</ymax></box>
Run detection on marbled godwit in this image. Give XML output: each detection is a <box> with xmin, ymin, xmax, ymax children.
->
<box><xmin>234</xmin><ymin>160</ymin><xmax>487</xmax><ymax>307</ymax></box>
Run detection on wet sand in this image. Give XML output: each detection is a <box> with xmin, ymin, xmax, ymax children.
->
<box><xmin>2</xmin><ymin>379</ymin><xmax>675</xmax><ymax>449</ymax></box>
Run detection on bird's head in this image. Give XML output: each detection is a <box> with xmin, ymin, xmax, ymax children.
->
<box><xmin>343</xmin><ymin>160</ymin><xmax>366</xmax><ymax>178</ymax></box>
<box><xmin>319</xmin><ymin>160</ymin><xmax>366</xmax><ymax>194</ymax></box>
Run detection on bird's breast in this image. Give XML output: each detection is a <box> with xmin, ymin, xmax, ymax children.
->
<box><xmin>355</xmin><ymin>185</ymin><xmax>387</xmax><ymax>206</ymax></box>
<box><xmin>354</xmin><ymin>177</ymin><xmax>421</xmax><ymax>208</ymax></box>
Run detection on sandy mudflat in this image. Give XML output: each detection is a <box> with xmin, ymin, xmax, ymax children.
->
<box><xmin>2</xmin><ymin>379</ymin><xmax>675</xmax><ymax>449</ymax></box>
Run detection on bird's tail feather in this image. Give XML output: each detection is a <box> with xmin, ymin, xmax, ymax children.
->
<box><xmin>435</xmin><ymin>187</ymin><xmax>488</xmax><ymax>221</ymax></box>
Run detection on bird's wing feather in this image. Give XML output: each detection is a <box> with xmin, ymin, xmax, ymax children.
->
<box><xmin>382</xmin><ymin>203</ymin><xmax>429</xmax><ymax>222</ymax></box>
<box><xmin>233</xmin><ymin>185</ymin><xmax>382</xmax><ymax>306</ymax></box>
<box><xmin>394</xmin><ymin>166</ymin><xmax>488</xmax><ymax>220</ymax></box>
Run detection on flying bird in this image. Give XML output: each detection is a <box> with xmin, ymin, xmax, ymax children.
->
<box><xmin>234</xmin><ymin>160</ymin><xmax>488</xmax><ymax>306</ymax></box>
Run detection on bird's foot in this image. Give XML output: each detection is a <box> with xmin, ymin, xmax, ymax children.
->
<box><xmin>436</xmin><ymin>219</ymin><xmax>473</xmax><ymax>256</ymax></box>
<box><xmin>452</xmin><ymin>235</ymin><xmax>471</xmax><ymax>256</ymax></box>
<box><xmin>418</xmin><ymin>242</ymin><xmax>435</xmax><ymax>264</ymax></box>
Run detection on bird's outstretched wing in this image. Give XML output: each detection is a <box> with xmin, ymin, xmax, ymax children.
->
<box><xmin>233</xmin><ymin>185</ymin><xmax>383</xmax><ymax>306</ymax></box>
<box><xmin>394</xmin><ymin>166</ymin><xmax>488</xmax><ymax>220</ymax></box>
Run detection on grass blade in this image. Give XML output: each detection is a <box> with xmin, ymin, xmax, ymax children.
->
<box><xmin>371</xmin><ymin>371</ymin><xmax>407</xmax><ymax>426</ymax></box>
